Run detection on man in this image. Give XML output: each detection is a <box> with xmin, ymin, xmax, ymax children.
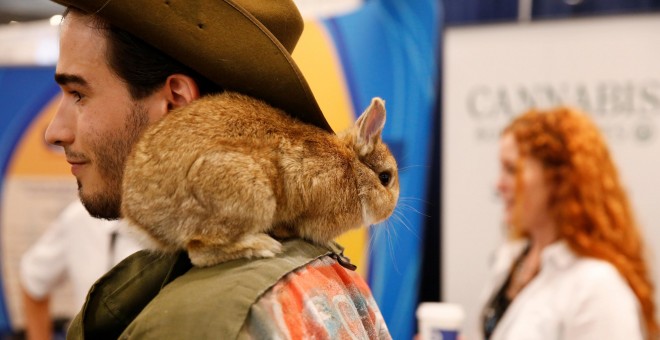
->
<box><xmin>45</xmin><ymin>0</ymin><xmax>391</xmax><ymax>338</ymax></box>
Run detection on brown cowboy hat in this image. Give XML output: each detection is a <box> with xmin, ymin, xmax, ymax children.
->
<box><xmin>50</xmin><ymin>0</ymin><xmax>333</xmax><ymax>133</ymax></box>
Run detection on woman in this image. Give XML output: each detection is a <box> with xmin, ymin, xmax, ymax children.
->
<box><xmin>479</xmin><ymin>107</ymin><xmax>658</xmax><ymax>339</ymax></box>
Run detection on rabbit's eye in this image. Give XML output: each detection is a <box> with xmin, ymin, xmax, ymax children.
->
<box><xmin>379</xmin><ymin>172</ymin><xmax>391</xmax><ymax>186</ymax></box>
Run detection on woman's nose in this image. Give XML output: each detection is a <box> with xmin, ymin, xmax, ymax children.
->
<box><xmin>496</xmin><ymin>172</ymin><xmax>507</xmax><ymax>195</ymax></box>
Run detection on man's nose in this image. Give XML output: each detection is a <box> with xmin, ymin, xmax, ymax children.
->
<box><xmin>45</xmin><ymin>96</ymin><xmax>75</xmax><ymax>147</ymax></box>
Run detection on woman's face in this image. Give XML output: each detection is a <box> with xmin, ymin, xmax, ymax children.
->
<box><xmin>496</xmin><ymin>133</ymin><xmax>551</xmax><ymax>232</ymax></box>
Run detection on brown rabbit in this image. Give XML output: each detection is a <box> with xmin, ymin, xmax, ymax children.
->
<box><xmin>121</xmin><ymin>92</ymin><xmax>399</xmax><ymax>267</ymax></box>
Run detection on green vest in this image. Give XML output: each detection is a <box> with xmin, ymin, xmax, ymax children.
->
<box><xmin>67</xmin><ymin>239</ymin><xmax>343</xmax><ymax>339</ymax></box>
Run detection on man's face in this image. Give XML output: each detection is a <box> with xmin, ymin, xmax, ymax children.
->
<box><xmin>46</xmin><ymin>12</ymin><xmax>164</xmax><ymax>219</ymax></box>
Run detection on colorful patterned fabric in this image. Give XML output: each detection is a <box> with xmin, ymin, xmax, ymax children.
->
<box><xmin>242</xmin><ymin>256</ymin><xmax>391</xmax><ymax>339</ymax></box>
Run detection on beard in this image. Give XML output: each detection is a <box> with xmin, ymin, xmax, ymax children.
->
<box><xmin>79</xmin><ymin>103</ymin><xmax>150</xmax><ymax>220</ymax></box>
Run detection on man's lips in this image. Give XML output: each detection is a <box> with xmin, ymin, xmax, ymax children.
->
<box><xmin>67</xmin><ymin>159</ymin><xmax>87</xmax><ymax>176</ymax></box>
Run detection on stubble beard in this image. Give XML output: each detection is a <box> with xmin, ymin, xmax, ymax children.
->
<box><xmin>80</xmin><ymin>103</ymin><xmax>150</xmax><ymax>220</ymax></box>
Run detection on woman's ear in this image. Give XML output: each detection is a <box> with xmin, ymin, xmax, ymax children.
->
<box><xmin>164</xmin><ymin>74</ymin><xmax>200</xmax><ymax>111</ymax></box>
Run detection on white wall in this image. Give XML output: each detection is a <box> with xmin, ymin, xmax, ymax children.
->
<box><xmin>0</xmin><ymin>19</ymin><xmax>58</xmax><ymax>65</ymax></box>
<box><xmin>443</xmin><ymin>13</ymin><xmax>660</xmax><ymax>336</ymax></box>
<box><xmin>293</xmin><ymin>0</ymin><xmax>363</xmax><ymax>18</ymax></box>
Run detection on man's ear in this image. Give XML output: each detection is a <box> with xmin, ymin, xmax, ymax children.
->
<box><xmin>164</xmin><ymin>74</ymin><xmax>200</xmax><ymax>111</ymax></box>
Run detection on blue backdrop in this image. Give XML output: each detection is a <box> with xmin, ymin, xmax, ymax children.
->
<box><xmin>443</xmin><ymin>0</ymin><xmax>660</xmax><ymax>25</ymax></box>
<box><xmin>0</xmin><ymin>66</ymin><xmax>60</xmax><ymax>333</ymax></box>
<box><xmin>324</xmin><ymin>1</ymin><xmax>441</xmax><ymax>339</ymax></box>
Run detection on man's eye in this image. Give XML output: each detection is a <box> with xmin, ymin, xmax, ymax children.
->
<box><xmin>69</xmin><ymin>91</ymin><xmax>83</xmax><ymax>102</ymax></box>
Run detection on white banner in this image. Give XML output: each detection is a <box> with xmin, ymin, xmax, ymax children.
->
<box><xmin>443</xmin><ymin>13</ymin><xmax>660</xmax><ymax>336</ymax></box>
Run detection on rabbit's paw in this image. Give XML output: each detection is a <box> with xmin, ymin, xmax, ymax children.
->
<box><xmin>187</xmin><ymin>233</ymin><xmax>282</xmax><ymax>267</ymax></box>
<box><xmin>234</xmin><ymin>233</ymin><xmax>283</xmax><ymax>258</ymax></box>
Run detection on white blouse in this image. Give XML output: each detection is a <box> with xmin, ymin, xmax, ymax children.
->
<box><xmin>20</xmin><ymin>200</ymin><xmax>143</xmax><ymax>309</ymax></box>
<box><xmin>474</xmin><ymin>240</ymin><xmax>645</xmax><ymax>340</ymax></box>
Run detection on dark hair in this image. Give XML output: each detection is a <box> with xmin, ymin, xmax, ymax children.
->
<box><xmin>63</xmin><ymin>8</ymin><xmax>223</xmax><ymax>99</ymax></box>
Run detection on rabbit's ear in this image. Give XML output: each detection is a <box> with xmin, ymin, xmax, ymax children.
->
<box><xmin>356</xmin><ymin>98</ymin><xmax>386</xmax><ymax>155</ymax></box>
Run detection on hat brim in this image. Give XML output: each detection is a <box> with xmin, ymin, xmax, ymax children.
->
<box><xmin>52</xmin><ymin>0</ymin><xmax>333</xmax><ymax>133</ymax></box>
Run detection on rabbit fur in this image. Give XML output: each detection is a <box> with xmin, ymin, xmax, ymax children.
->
<box><xmin>121</xmin><ymin>91</ymin><xmax>399</xmax><ymax>267</ymax></box>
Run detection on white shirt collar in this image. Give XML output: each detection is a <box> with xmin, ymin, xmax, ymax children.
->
<box><xmin>540</xmin><ymin>240</ymin><xmax>577</xmax><ymax>271</ymax></box>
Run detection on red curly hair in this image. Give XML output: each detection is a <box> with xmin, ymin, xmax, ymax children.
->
<box><xmin>504</xmin><ymin>106</ymin><xmax>658</xmax><ymax>339</ymax></box>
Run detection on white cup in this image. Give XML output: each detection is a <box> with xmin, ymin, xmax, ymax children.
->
<box><xmin>416</xmin><ymin>302</ymin><xmax>466</xmax><ymax>340</ymax></box>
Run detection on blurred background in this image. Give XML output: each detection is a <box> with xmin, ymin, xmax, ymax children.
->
<box><xmin>0</xmin><ymin>0</ymin><xmax>61</xmax><ymax>23</ymax></box>
<box><xmin>1</xmin><ymin>0</ymin><xmax>660</xmax><ymax>339</ymax></box>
